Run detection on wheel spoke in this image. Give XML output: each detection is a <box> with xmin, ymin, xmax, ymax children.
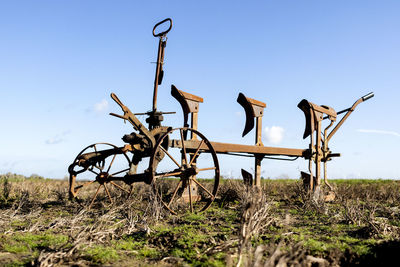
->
<box><xmin>106</xmin><ymin>154</ymin><xmax>117</xmax><ymax>173</ymax></box>
<box><xmin>70</xmin><ymin>143</ymin><xmax>132</xmax><ymax>209</ymax></box>
<box><xmin>180</xmin><ymin>129</ymin><xmax>188</xmax><ymax>166</ymax></box>
<box><xmin>75</xmin><ymin>180</ymin><xmax>95</xmax><ymax>193</ymax></box>
<box><xmin>154</xmin><ymin>171</ymin><xmax>182</xmax><ymax>179</ymax></box>
<box><xmin>192</xmin><ymin>178</ymin><xmax>215</xmax><ymax>198</ymax></box>
<box><xmin>160</xmin><ymin>146</ymin><xmax>181</xmax><ymax>168</ymax></box>
<box><xmin>150</xmin><ymin>128</ymin><xmax>220</xmax><ymax>214</ymax></box>
<box><xmin>189</xmin><ymin>139</ymin><xmax>204</xmax><ymax>166</ymax></box>
<box><xmin>111</xmin><ymin>168</ymin><xmax>130</xmax><ymax>176</ymax></box>
<box><xmin>110</xmin><ymin>181</ymin><xmax>129</xmax><ymax>193</ymax></box>
<box><xmin>198</xmin><ymin>167</ymin><xmax>216</xmax><ymax>172</ymax></box>
<box><xmin>104</xmin><ymin>184</ymin><xmax>113</xmax><ymax>204</ymax></box>
<box><xmin>167</xmin><ymin>180</ymin><xmax>182</xmax><ymax>208</ymax></box>
<box><xmin>89</xmin><ymin>184</ymin><xmax>102</xmax><ymax>208</ymax></box>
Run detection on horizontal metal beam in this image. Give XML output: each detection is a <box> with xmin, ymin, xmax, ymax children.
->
<box><xmin>170</xmin><ymin>139</ymin><xmax>308</xmax><ymax>157</ymax></box>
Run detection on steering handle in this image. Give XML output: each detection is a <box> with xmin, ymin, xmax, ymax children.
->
<box><xmin>361</xmin><ymin>92</ymin><xmax>374</xmax><ymax>102</ymax></box>
<box><xmin>152</xmin><ymin>18</ymin><xmax>173</xmax><ymax>37</ymax></box>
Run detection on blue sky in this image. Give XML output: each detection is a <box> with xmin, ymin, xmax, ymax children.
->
<box><xmin>0</xmin><ymin>1</ymin><xmax>399</xmax><ymax>179</ymax></box>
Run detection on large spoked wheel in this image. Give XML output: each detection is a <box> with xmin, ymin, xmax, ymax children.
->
<box><xmin>68</xmin><ymin>143</ymin><xmax>132</xmax><ymax>208</ymax></box>
<box><xmin>149</xmin><ymin>128</ymin><xmax>220</xmax><ymax>214</ymax></box>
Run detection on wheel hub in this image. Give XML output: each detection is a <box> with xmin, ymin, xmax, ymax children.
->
<box><xmin>180</xmin><ymin>166</ymin><xmax>198</xmax><ymax>181</ymax></box>
<box><xmin>96</xmin><ymin>172</ymin><xmax>110</xmax><ymax>184</ymax></box>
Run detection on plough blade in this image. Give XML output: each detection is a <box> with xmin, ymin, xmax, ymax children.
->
<box><xmin>237</xmin><ymin>92</ymin><xmax>266</xmax><ymax>137</ymax></box>
<box><xmin>237</xmin><ymin>93</ymin><xmax>255</xmax><ymax>137</ymax></box>
<box><xmin>300</xmin><ymin>171</ymin><xmax>336</xmax><ymax>202</ymax></box>
<box><xmin>300</xmin><ymin>171</ymin><xmax>317</xmax><ymax>190</ymax></box>
<box><xmin>241</xmin><ymin>169</ymin><xmax>253</xmax><ymax>186</ymax></box>
<box><xmin>298</xmin><ymin>100</ymin><xmax>314</xmax><ymax>139</ymax></box>
<box><xmin>298</xmin><ymin>99</ymin><xmax>337</xmax><ymax>139</ymax></box>
<box><xmin>171</xmin><ymin>84</ymin><xmax>203</xmax><ymax>129</ymax></box>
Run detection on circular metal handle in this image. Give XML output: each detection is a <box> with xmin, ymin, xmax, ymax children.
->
<box><xmin>152</xmin><ymin>18</ymin><xmax>173</xmax><ymax>37</ymax></box>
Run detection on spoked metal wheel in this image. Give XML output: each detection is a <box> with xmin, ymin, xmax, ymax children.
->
<box><xmin>68</xmin><ymin>143</ymin><xmax>132</xmax><ymax>208</ymax></box>
<box><xmin>149</xmin><ymin>128</ymin><xmax>220</xmax><ymax>214</ymax></box>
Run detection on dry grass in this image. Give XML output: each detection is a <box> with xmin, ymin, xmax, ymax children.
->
<box><xmin>1</xmin><ymin>176</ymin><xmax>400</xmax><ymax>266</ymax></box>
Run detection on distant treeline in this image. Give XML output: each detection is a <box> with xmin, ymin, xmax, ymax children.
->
<box><xmin>0</xmin><ymin>172</ymin><xmax>45</xmax><ymax>182</ymax></box>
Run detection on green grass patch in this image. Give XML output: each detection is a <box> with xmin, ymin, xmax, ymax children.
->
<box><xmin>2</xmin><ymin>232</ymin><xmax>68</xmax><ymax>254</ymax></box>
<box><xmin>84</xmin><ymin>245</ymin><xmax>119</xmax><ymax>264</ymax></box>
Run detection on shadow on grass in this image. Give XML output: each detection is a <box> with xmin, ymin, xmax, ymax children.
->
<box><xmin>342</xmin><ymin>240</ymin><xmax>400</xmax><ymax>266</ymax></box>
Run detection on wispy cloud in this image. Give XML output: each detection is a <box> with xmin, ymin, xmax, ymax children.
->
<box><xmin>86</xmin><ymin>99</ymin><xmax>109</xmax><ymax>113</ymax></box>
<box><xmin>94</xmin><ymin>99</ymin><xmax>109</xmax><ymax>113</ymax></box>
<box><xmin>45</xmin><ymin>130</ymin><xmax>71</xmax><ymax>145</ymax></box>
<box><xmin>357</xmin><ymin>129</ymin><xmax>400</xmax><ymax>138</ymax></box>
<box><xmin>264</xmin><ymin>126</ymin><xmax>284</xmax><ymax>144</ymax></box>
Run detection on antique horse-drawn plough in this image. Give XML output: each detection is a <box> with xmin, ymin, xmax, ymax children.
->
<box><xmin>68</xmin><ymin>18</ymin><xmax>374</xmax><ymax>213</ymax></box>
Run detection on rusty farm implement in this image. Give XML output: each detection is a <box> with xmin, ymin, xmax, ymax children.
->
<box><xmin>68</xmin><ymin>18</ymin><xmax>374</xmax><ymax>213</ymax></box>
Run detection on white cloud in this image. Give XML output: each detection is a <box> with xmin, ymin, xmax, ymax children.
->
<box><xmin>94</xmin><ymin>99</ymin><xmax>109</xmax><ymax>113</ymax></box>
<box><xmin>264</xmin><ymin>126</ymin><xmax>284</xmax><ymax>144</ymax></box>
<box><xmin>45</xmin><ymin>130</ymin><xmax>71</xmax><ymax>145</ymax></box>
<box><xmin>45</xmin><ymin>137</ymin><xmax>63</xmax><ymax>145</ymax></box>
<box><xmin>357</xmin><ymin>129</ymin><xmax>400</xmax><ymax>138</ymax></box>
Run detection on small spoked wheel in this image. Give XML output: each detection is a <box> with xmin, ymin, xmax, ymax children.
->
<box><xmin>68</xmin><ymin>143</ymin><xmax>132</xmax><ymax>208</ymax></box>
<box><xmin>149</xmin><ymin>128</ymin><xmax>220</xmax><ymax>214</ymax></box>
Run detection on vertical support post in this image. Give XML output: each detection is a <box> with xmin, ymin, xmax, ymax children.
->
<box><xmin>191</xmin><ymin>112</ymin><xmax>198</xmax><ymax>140</ymax></box>
<box><xmin>254</xmin><ymin>116</ymin><xmax>263</xmax><ymax>187</ymax></box>
<box><xmin>308</xmin><ymin>117</ymin><xmax>314</xmax><ymax>192</ymax></box>
<box><xmin>255</xmin><ymin>117</ymin><xmax>263</xmax><ymax>146</ymax></box>
<box><xmin>254</xmin><ymin>157</ymin><xmax>262</xmax><ymax>187</ymax></box>
<box><xmin>152</xmin><ymin>38</ymin><xmax>164</xmax><ymax>112</ymax></box>
<box><xmin>315</xmin><ymin>120</ymin><xmax>322</xmax><ymax>190</ymax></box>
<box><xmin>152</xmin><ymin>18</ymin><xmax>172</xmax><ymax>112</ymax></box>
<box><xmin>308</xmin><ymin>152</ymin><xmax>313</xmax><ymax>190</ymax></box>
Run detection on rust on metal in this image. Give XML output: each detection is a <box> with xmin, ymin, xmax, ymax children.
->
<box><xmin>67</xmin><ymin>18</ymin><xmax>374</xmax><ymax>213</ymax></box>
<box><xmin>298</xmin><ymin>92</ymin><xmax>374</xmax><ymax>196</ymax></box>
<box><xmin>170</xmin><ymin>139</ymin><xmax>308</xmax><ymax>157</ymax></box>
<box><xmin>171</xmin><ymin>84</ymin><xmax>203</xmax><ymax>137</ymax></box>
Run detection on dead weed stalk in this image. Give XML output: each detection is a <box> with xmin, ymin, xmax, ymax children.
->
<box><xmin>236</xmin><ymin>187</ymin><xmax>273</xmax><ymax>267</ymax></box>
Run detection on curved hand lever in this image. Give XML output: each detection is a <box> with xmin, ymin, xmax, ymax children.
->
<box><xmin>111</xmin><ymin>93</ymin><xmax>126</xmax><ymax>112</ymax></box>
<box><xmin>326</xmin><ymin>91</ymin><xmax>375</xmax><ymax>142</ymax></box>
<box><xmin>361</xmin><ymin>92</ymin><xmax>374</xmax><ymax>102</ymax></box>
<box><xmin>153</xmin><ymin>18</ymin><xmax>173</xmax><ymax>37</ymax></box>
<box><xmin>109</xmin><ymin>93</ymin><xmax>155</xmax><ymax>146</ymax></box>
<box><xmin>323</xmin><ymin>91</ymin><xmax>375</xmax><ymax>119</ymax></box>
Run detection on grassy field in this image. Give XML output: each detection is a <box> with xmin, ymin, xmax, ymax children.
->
<box><xmin>0</xmin><ymin>174</ymin><xmax>399</xmax><ymax>266</ymax></box>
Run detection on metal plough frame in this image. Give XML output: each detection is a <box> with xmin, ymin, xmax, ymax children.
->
<box><xmin>68</xmin><ymin>18</ymin><xmax>374</xmax><ymax>213</ymax></box>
